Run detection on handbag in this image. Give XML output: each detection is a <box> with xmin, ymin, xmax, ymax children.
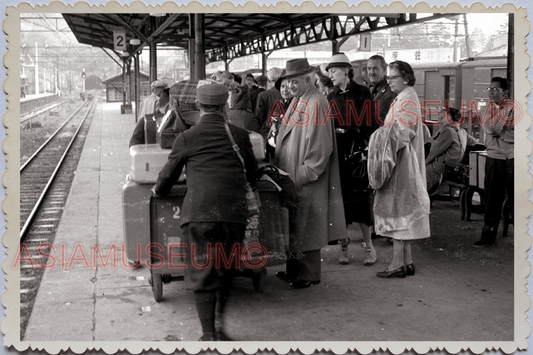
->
<box><xmin>223</xmin><ymin>122</ymin><xmax>261</xmax><ymax>217</ymax></box>
<box><xmin>258</xmin><ymin>164</ymin><xmax>298</xmax><ymax>235</ymax></box>
<box><xmin>346</xmin><ymin>140</ymin><xmax>369</xmax><ymax>189</ymax></box>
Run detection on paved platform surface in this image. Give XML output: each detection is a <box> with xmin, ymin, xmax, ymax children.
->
<box><xmin>20</xmin><ymin>102</ymin><xmax>517</xmax><ymax>346</ymax></box>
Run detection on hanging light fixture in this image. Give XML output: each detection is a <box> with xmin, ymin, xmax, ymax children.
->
<box><xmin>149</xmin><ymin>13</ymin><xmax>166</xmax><ymax>17</ymax></box>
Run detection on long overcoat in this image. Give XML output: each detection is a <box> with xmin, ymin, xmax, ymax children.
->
<box><xmin>274</xmin><ymin>85</ymin><xmax>346</xmax><ymax>252</ymax></box>
<box><xmin>368</xmin><ymin>86</ymin><xmax>430</xmax><ymax>240</ymax></box>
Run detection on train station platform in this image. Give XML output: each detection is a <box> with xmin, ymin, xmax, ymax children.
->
<box><xmin>19</xmin><ymin>93</ymin><xmax>59</xmax><ymax>103</ymax></box>
<box><xmin>22</xmin><ymin>102</ymin><xmax>517</xmax><ymax>347</ymax></box>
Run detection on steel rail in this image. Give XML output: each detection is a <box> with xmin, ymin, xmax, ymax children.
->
<box><xmin>20</xmin><ymin>99</ymin><xmax>69</xmax><ymax>124</ymax></box>
<box><xmin>20</xmin><ymin>100</ymin><xmax>95</xmax><ymax>242</ymax></box>
<box><xmin>20</xmin><ymin>100</ymin><xmax>88</xmax><ymax>173</ymax></box>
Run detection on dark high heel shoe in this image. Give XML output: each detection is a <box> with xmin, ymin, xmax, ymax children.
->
<box><xmin>405</xmin><ymin>263</ymin><xmax>415</xmax><ymax>276</ymax></box>
<box><xmin>290</xmin><ymin>280</ymin><xmax>321</xmax><ymax>289</ymax></box>
<box><xmin>376</xmin><ymin>265</ymin><xmax>406</xmax><ymax>278</ymax></box>
<box><xmin>276</xmin><ymin>271</ymin><xmax>297</xmax><ymax>281</ymax></box>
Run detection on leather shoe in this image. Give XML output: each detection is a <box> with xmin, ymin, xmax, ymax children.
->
<box><xmin>276</xmin><ymin>271</ymin><xmax>297</xmax><ymax>281</ymax></box>
<box><xmin>405</xmin><ymin>263</ymin><xmax>415</xmax><ymax>276</ymax></box>
<box><xmin>290</xmin><ymin>280</ymin><xmax>320</xmax><ymax>289</ymax></box>
<box><xmin>473</xmin><ymin>239</ymin><xmax>496</xmax><ymax>248</ymax></box>
<box><xmin>376</xmin><ymin>265</ymin><xmax>406</xmax><ymax>278</ymax></box>
<box><xmin>199</xmin><ymin>333</ymin><xmax>216</xmax><ymax>341</ymax></box>
<box><xmin>216</xmin><ymin>331</ymin><xmax>235</xmax><ymax>341</ymax></box>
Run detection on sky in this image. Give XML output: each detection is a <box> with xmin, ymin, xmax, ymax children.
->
<box><xmin>466</xmin><ymin>13</ymin><xmax>509</xmax><ymax>34</ymax></box>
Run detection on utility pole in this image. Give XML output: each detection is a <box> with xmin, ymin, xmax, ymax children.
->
<box><xmin>453</xmin><ymin>17</ymin><xmax>459</xmax><ymax>62</ymax></box>
<box><xmin>35</xmin><ymin>42</ymin><xmax>39</xmax><ymax>95</ymax></box>
<box><xmin>463</xmin><ymin>14</ymin><xmax>472</xmax><ymax>58</ymax></box>
<box><xmin>82</xmin><ymin>68</ymin><xmax>86</xmax><ymax>92</ymax></box>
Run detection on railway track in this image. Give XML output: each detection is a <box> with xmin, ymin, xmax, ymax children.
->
<box><xmin>19</xmin><ymin>99</ymin><xmax>96</xmax><ymax>339</ymax></box>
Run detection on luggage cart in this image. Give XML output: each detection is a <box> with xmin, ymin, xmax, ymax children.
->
<box><xmin>148</xmin><ymin>180</ymin><xmax>288</xmax><ymax>302</ymax></box>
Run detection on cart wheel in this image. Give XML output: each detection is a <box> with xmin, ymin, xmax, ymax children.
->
<box><xmin>152</xmin><ymin>273</ymin><xmax>163</xmax><ymax>302</ymax></box>
<box><xmin>252</xmin><ymin>268</ymin><xmax>267</xmax><ymax>293</ymax></box>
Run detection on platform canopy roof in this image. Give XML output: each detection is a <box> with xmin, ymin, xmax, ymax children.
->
<box><xmin>62</xmin><ymin>13</ymin><xmax>457</xmax><ymax>63</ymax></box>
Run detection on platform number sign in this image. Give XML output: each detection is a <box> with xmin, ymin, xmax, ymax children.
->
<box><xmin>359</xmin><ymin>33</ymin><xmax>371</xmax><ymax>52</ymax></box>
<box><xmin>114</xmin><ymin>30</ymin><xmax>126</xmax><ymax>51</ymax></box>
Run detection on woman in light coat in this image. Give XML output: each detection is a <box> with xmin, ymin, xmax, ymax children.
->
<box><xmin>368</xmin><ymin>60</ymin><xmax>430</xmax><ymax>278</ymax></box>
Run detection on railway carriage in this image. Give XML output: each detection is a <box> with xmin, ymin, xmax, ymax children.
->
<box><xmin>351</xmin><ymin>56</ymin><xmax>508</xmax><ymax>140</ymax></box>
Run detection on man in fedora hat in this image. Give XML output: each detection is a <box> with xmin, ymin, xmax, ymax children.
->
<box><xmin>153</xmin><ymin>83</ymin><xmax>258</xmax><ymax>341</ymax></box>
<box><xmin>139</xmin><ymin>80</ymin><xmax>168</xmax><ymax>118</ymax></box>
<box><xmin>129</xmin><ymin>80</ymin><xmax>169</xmax><ymax>146</ymax></box>
<box><xmin>273</xmin><ymin>58</ymin><xmax>346</xmax><ymax>289</ymax></box>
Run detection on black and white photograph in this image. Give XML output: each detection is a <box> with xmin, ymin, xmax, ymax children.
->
<box><xmin>1</xmin><ymin>1</ymin><xmax>531</xmax><ymax>354</ymax></box>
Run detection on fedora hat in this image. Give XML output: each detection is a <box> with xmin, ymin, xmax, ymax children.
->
<box><xmin>326</xmin><ymin>53</ymin><xmax>352</xmax><ymax>71</ymax></box>
<box><xmin>281</xmin><ymin>58</ymin><xmax>315</xmax><ymax>79</ymax></box>
<box><xmin>196</xmin><ymin>83</ymin><xmax>228</xmax><ymax>105</ymax></box>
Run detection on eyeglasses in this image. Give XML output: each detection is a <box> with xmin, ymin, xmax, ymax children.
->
<box><xmin>486</xmin><ymin>87</ymin><xmax>503</xmax><ymax>92</ymax></box>
<box><xmin>387</xmin><ymin>75</ymin><xmax>402</xmax><ymax>81</ymax></box>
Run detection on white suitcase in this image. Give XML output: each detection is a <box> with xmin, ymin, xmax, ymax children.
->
<box><xmin>478</xmin><ymin>151</ymin><xmax>487</xmax><ymax>189</ymax></box>
<box><xmin>129</xmin><ymin>144</ymin><xmax>171</xmax><ymax>184</ymax></box>
<box><xmin>468</xmin><ymin>151</ymin><xmax>487</xmax><ymax>188</ymax></box>
<box><xmin>249</xmin><ymin>131</ymin><xmax>265</xmax><ymax>161</ymax></box>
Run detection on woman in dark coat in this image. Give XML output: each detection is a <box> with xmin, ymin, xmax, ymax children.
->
<box><xmin>326</xmin><ymin>53</ymin><xmax>379</xmax><ymax>266</ymax></box>
<box><xmin>264</xmin><ymin>72</ymin><xmax>294</xmax><ymax>160</ymax></box>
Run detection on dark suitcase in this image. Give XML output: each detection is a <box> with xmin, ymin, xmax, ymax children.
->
<box><xmin>244</xmin><ymin>180</ymin><xmax>288</xmax><ymax>269</ymax></box>
<box><xmin>149</xmin><ymin>185</ymin><xmax>188</xmax><ymax>302</ymax></box>
<box><xmin>144</xmin><ymin>112</ymin><xmax>164</xmax><ymax>144</ymax></box>
<box><xmin>156</xmin><ymin>110</ymin><xmax>188</xmax><ymax>149</ymax></box>
<box><xmin>148</xmin><ymin>181</ymin><xmax>288</xmax><ymax>302</ymax></box>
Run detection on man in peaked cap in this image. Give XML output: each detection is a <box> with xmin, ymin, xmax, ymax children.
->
<box><xmin>273</xmin><ymin>58</ymin><xmax>346</xmax><ymax>289</ymax></box>
<box><xmin>154</xmin><ymin>83</ymin><xmax>257</xmax><ymax>341</ymax></box>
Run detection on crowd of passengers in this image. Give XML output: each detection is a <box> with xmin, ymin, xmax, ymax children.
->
<box><xmin>130</xmin><ymin>53</ymin><xmax>514</xmax><ymax>341</ymax></box>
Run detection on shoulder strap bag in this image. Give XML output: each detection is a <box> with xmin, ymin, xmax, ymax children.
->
<box><xmin>224</xmin><ymin>122</ymin><xmax>261</xmax><ymax>216</ymax></box>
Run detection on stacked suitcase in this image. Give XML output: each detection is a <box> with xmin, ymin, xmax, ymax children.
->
<box><xmin>123</xmin><ymin>115</ymin><xmax>286</xmax><ymax>302</ymax></box>
<box><xmin>148</xmin><ymin>180</ymin><xmax>288</xmax><ymax>302</ymax></box>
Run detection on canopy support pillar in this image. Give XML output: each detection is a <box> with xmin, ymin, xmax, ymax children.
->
<box><xmin>507</xmin><ymin>13</ymin><xmax>514</xmax><ymax>99</ymax></box>
<box><xmin>194</xmin><ymin>14</ymin><xmax>206</xmax><ymax>80</ymax></box>
<box><xmin>188</xmin><ymin>14</ymin><xmax>196</xmax><ymax>81</ymax></box>
<box><xmin>149</xmin><ymin>40</ymin><xmax>157</xmax><ymax>83</ymax></box>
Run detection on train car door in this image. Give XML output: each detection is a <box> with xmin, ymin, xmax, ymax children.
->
<box><xmin>423</xmin><ymin>70</ymin><xmax>445</xmax><ymax>130</ymax></box>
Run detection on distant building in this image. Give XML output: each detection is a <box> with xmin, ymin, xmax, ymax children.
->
<box><xmin>102</xmin><ymin>72</ymin><xmax>150</xmax><ymax>103</ymax></box>
<box><xmin>475</xmin><ymin>33</ymin><xmax>508</xmax><ymax>57</ymax></box>
<box><xmin>206</xmin><ymin>47</ymin><xmax>468</xmax><ymax>74</ymax></box>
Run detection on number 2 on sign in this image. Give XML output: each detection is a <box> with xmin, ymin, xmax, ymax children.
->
<box><xmin>173</xmin><ymin>206</ymin><xmax>181</xmax><ymax>220</ymax></box>
<box><xmin>113</xmin><ymin>30</ymin><xmax>126</xmax><ymax>51</ymax></box>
